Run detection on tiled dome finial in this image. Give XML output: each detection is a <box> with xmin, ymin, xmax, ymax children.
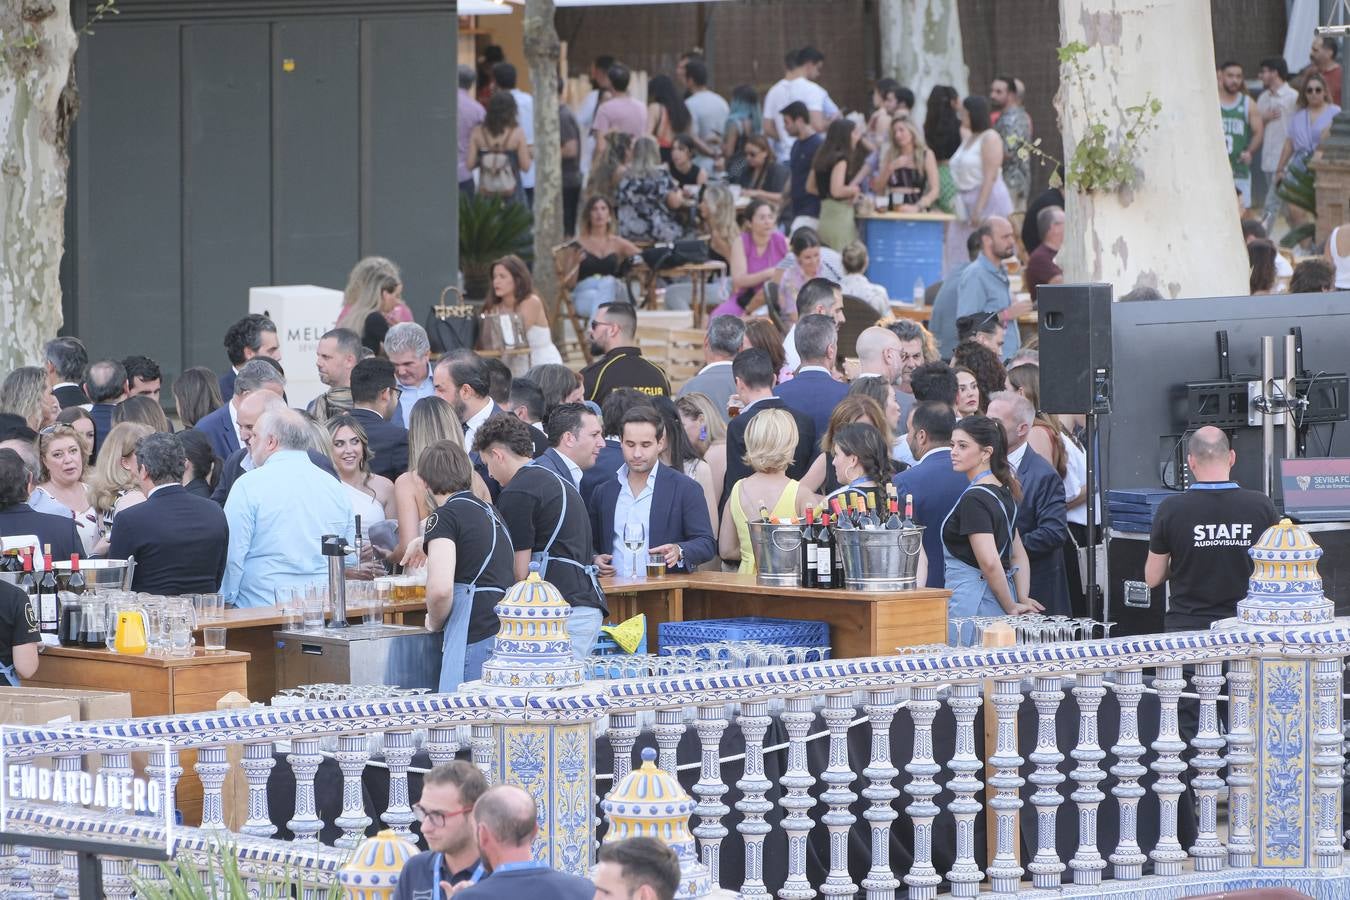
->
<box><xmin>601</xmin><ymin>748</ymin><xmax>712</xmax><ymax>898</ymax></box>
<box><xmin>338</xmin><ymin>829</ymin><xmax>416</xmax><ymax>899</ymax></box>
<box><xmin>481</xmin><ymin>567</ymin><xmax>584</xmax><ymax>690</ymax></box>
<box><xmin>1239</xmin><ymin>518</ymin><xmax>1334</xmax><ymax>626</ymax></box>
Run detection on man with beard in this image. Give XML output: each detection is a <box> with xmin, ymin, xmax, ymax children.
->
<box><xmin>434</xmin><ymin>353</ymin><xmax>503</xmax><ymax>452</ymax></box>
<box><xmin>394</xmin><ymin>762</ymin><xmax>489</xmax><ymax>898</ymax></box>
<box><xmin>579</xmin><ymin>302</ymin><xmax>671</xmax><ymax>406</ymax></box>
<box><xmin>957</xmin><ymin>216</ymin><xmax>1032</xmax><ymax>361</ymax></box>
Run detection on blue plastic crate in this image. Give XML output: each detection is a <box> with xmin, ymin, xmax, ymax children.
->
<box><xmin>658</xmin><ymin>617</ymin><xmax>830</xmax><ymax>655</ymax></box>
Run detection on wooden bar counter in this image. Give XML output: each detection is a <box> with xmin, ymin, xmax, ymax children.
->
<box><xmin>602</xmin><ymin>572</ymin><xmax>949</xmax><ymax>658</ymax></box>
<box><xmin>26</xmin><ymin>645</ymin><xmax>250</xmax><ymax>825</ymax></box>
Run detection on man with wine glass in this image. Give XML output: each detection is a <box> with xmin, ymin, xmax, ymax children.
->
<box><xmin>590</xmin><ymin>406</ymin><xmax>716</xmax><ymax>578</ymax></box>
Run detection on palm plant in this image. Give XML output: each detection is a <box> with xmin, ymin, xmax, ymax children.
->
<box><xmin>1275</xmin><ymin>163</ymin><xmax>1318</xmax><ymax>248</ymax></box>
<box><xmin>459</xmin><ymin>193</ymin><xmax>533</xmax><ymax>300</ymax></box>
<box><xmin>130</xmin><ymin>842</ymin><xmax>343</xmax><ymax>899</ymax></box>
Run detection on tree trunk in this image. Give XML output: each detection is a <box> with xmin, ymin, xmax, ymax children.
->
<box><xmin>1057</xmin><ymin>0</ymin><xmax>1246</xmax><ymax>298</ymax></box>
<box><xmin>0</xmin><ymin>0</ymin><xmax>79</xmax><ymax>370</ymax></box>
<box><xmin>878</xmin><ymin>0</ymin><xmax>969</xmax><ymax>129</ymax></box>
<box><xmin>524</xmin><ymin>0</ymin><xmax>563</xmax><ymax>338</ymax></box>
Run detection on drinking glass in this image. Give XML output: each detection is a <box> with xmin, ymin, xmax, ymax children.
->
<box><xmin>203</xmin><ymin>626</ymin><xmax>227</xmax><ymax>652</ymax></box>
<box><xmin>361</xmin><ymin>582</ymin><xmax>384</xmax><ymax>626</ymax></box>
<box><xmin>621</xmin><ymin>522</ymin><xmax>646</xmax><ymax>579</ymax></box>
<box><xmin>274</xmin><ymin>585</ymin><xmax>297</xmax><ymax>622</ymax></box>
<box><xmin>302</xmin><ymin>584</ymin><xmax>326</xmax><ymax>631</ymax></box>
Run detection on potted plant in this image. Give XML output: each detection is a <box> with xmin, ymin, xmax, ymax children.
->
<box><xmin>459</xmin><ymin>193</ymin><xmax>532</xmax><ymax>301</ymax></box>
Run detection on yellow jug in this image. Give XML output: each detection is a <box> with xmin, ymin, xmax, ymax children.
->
<box><xmin>114</xmin><ymin>610</ymin><xmax>147</xmax><ymax>655</ymax></box>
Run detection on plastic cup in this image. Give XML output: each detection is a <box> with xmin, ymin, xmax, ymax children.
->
<box><xmin>203</xmin><ymin>626</ymin><xmax>227</xmax><ymax>652</ymax></box>
<box><xmin>200</xmin><ymin>592</ymin><xmax>224</xmax><ymax>620</ymax></box>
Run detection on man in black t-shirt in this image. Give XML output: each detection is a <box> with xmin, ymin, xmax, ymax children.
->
<box><xmin>0</xmin><ymin>580</ymin><xmax>40</xmax><ymax>684</ymax></box>
<box><xmin>1146</xmin><ymin>427</ymin><xmax>1278</xmax><ymax>631</ymax></box>
<box><xmin>474</xmin><ymin>415</ymin><xmax>608</xmax><ymax>660</ymax></box>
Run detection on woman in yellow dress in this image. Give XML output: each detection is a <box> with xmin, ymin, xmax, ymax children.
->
<box><xmin>718</xmin><ymin>409</ymin><xmax>819</xmax><ymax>574</ymax></box>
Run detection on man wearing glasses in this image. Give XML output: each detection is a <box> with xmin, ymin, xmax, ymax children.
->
<box><xmin>580</xmin><ymin>302</ymin><xmax>671</xmax><ymax>407</ymax></box>
<box><xmin>397</xmin><ymin>761</ymin><xmax>488</xmax><ymax>899</ymax></box>
<box><xmin>348</xmin><ymin>357</ymin><xmax>409</xmax><ymax>481</ymax></box>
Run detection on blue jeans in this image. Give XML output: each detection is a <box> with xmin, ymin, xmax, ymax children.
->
<box><xmin>568</xmin><ymin>607</ymin><xmax>603</xmax><ymax>661</ymax></box>
<box><xmin>573</xmin><ymin>276</ymin><xmax>619</xmax><ymax>319</ymax></box>
<box><xmin>463</xmin><ymin>636</ymin><xmax>495</xmax><ymax>683</ymax></box>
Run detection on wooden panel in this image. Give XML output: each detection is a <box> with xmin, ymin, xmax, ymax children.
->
<box><xmin>873</xmin><ymin>595</ymin><xmax>948</xmax><ymax>654</ymax></box>
<box><xmin>171</xmin><ymin>661</ymin><xmax>248</xmax><ymax>696</ymax></box>
<box><xmin>683</xmin><ymin>590</ymin><xmax>873</xmax><ymax>659</ymax></box>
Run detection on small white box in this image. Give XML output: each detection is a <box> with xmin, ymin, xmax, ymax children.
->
<box><xmin>248</xmin><ymin>285</ymin><xmax>343</xmax><ymax>410</ymax></box>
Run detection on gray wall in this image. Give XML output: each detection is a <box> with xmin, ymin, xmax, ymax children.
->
<box><xmin>62</xmin><ymin>0</ymin><xmax>457</xmax><ymax>384</ymax></box>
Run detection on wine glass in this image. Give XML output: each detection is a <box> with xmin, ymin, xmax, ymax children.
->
<box><xmin>622</xmin><ymin>521</ymin><xmax>646</xmax><ymax>579</ymax></box>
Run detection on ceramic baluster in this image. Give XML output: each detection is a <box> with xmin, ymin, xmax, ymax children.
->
<box><xmin>861</xmin><ymin>687</ymin><xmax>900</xmax><ymax>900</ymax></box>
<box><xmin>1028</xmin><ymin>675</ymin><xmax>1066</xmax><ymax>890</ymax></box>
<box><xmin>778</xmin><ymin>695</ymin><xmax>816</xmax><ymax>900</ymax></box>
<box><xmin>1108</xmin><ymin>668</ymin><xmax>1147</xmax><ymax>880</ymax></box>
<box><xmin>1149</xmin><ymin>664</ymin><xmax>1188</xmax><ymax>877</ymax></box>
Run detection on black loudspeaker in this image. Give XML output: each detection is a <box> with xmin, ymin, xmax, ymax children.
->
<box><xmin>1037</xmin><ymin>282</ymin><xmax>1113</xmax><ymax>414</ymax></box>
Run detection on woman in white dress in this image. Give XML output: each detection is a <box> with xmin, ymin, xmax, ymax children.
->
<box><xmin>326</xmin><ymin>414</ymin><xmax>395</xmax><ymax>530</ymax></box>
<box><xmin>944</xmin><ymin>94</ymin><xmax>1012</xmax><ymax>274</ymax></box>
<box><xmin>479</xmin><ymin>254</ymin><xmax>562</xmax><ymax>377</ymax></box>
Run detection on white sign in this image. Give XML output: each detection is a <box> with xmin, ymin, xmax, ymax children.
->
<box><xmin>249</xmin><ymin>284</ymin><xmax>344</xmax><ymax>410</ymax></box>
<box><xmin>6</xmin><ymin>765</ymin><xmax>164</xmax><ymax>815</ymax></box>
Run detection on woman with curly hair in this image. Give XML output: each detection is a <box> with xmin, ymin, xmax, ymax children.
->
<box><xmin>951</xmin><ymin>341</ymin><xmax>1007</xmax><ymax>413</ymax></box>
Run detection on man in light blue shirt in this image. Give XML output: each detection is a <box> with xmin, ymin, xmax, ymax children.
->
<box><xmin>956</xmin><ymin>216</ymin><xmax>1034</xmax><ymax>361</ymax></box>
<box><xmin>608</xmin><ymin>457</ymin><xmax>657</xmax><ymax>579</ymax></box>
<box><xmin>222</xmin><ymin>407</ymin><xmax>353</xmax><ymax>607</ymax></box>
<box><xmin>385</xmin><ymin>323</ymin><xmax>436</xmax><ymax>428</ymax></box>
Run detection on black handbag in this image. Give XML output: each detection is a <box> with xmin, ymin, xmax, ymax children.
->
<box><xmin>641</xmin><ymin>239</ymin><xmax>711</xmax><ymax>272</ymax></box>
<box><xmin>425</xmin><ymin>286</ymin><xmax>479</xmax><ymax>355</ymax></box>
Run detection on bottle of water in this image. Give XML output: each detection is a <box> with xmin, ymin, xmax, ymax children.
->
<box><xmin>912</xmin><ymin>276</ymin><xmax>925</xmax><ymax>308</ymax></box>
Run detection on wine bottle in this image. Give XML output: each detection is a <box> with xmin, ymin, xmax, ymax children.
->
<box><xmin>903</xmin><ymin>493</ymin><xmax>916</xmax><ymax>530</ymax></box>
<box><xmin>832</xmin><ymin>520</ymin><xmax>847</xmax><ymax>587</ymax></box>
<box><xmin>38</xmin><ymin>546</ymin><xmax>58</xmax><ymax>641</ymax></box>
<box><xmin>798</xmin><ymin>508</ymin><xmax>817</xmax><ymax>588</ymax></box>
<box><xmin>884</xmin><ymin>497</ymin><xmax>902</xmax><ymax>530</ymax></box>
<box><xmin>18</xmin><ymin>550</ymin><xmax>37</xmax><ymax>625</ymax></box>
<box><xmin>864</xmin><ymin>493</ymin><xmax>881</xmax><ymax>529</ymax></box>
<box><xmin>854</xmin><ymin>495</ymin><xmax>870</xmax><ymax>529</ymax></box>
<box><xmin>58</xmin><ymin>554</ymin><xmax>84</xmax><ymax>648</ymax></box>
<box><xmin>831</xmin><ymin>497</ymin><xmax>853</xmax><ymax>530</ymax></box>
<box><xmin>815</xmin><ymin>514</ymin><xmax>835</xmax><ymax>589</ymax></box>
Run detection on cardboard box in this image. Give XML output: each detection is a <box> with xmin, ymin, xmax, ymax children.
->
<box><xmin>0</xmin><ymin>695</ymin><xmax>79</xmax><ymax>727</ymax></box>
<box><xmin>0</xmin><ymin>687</ymin><xmax>133</xmax><ymax>722</ymax></box>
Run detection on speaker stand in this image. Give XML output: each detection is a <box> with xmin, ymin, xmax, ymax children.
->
<box><xmin>1085</xmin><ymin>410</ymin><xmax>1099</xmax><ymax>619</ymax></box>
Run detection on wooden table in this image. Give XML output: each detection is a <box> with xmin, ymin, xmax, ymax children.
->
<box><xmin>195</xmin><ymin>600</ymin><xmax>426</xmax><ymax>702</ymax></box>
<box><xmin>27</xmin><ymin>645</ymin><xmax>250</xmax><ymax>825</ymax></box>
<box><xmin>638</xmin><ymin>259</ymin><xmax>728</xmax><ymax>327</ymax></box>
<box><xmin>601</xmin><ymin>572</ymin><xmax>949</xmax><ymax>658</ymax></box>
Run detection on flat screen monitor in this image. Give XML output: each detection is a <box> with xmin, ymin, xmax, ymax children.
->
<box><xmin>1279</xmin><ymin>457</ymin><xmax>1350</xmax><ymax>522</ymax></box>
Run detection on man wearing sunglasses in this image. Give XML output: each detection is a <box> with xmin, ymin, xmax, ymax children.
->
<box><xmin>396</xmin><ymin>761</ymin><xmax>488</xmax><ymax>899</ymax></box>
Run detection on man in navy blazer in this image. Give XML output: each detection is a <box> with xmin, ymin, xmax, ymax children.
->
<box><xmin>989</xmin><ymin>392</ymin><xmax>1070</xmax><ymax>615</ymax></box>
<box><xmin>532</xmin><ymin>402</ymin><xmax>605</xmax><ymax>492</ymax></box>
<box><xmin>894</xmin><ymin>401</ymin><xmax>968</xmax><ymax>588</ymax></box>
<box><xmin>109</xmin><ymin>433</ymin><xmax>228</xmax><ymax>594</ymax></box>
<box><xmin>196</xmin><ymin>358</ymin><xmax>286</xmax><ymax>462</ymax></box>
<box><xmin>772</xmin><ymin>314</ymin><xmax>849</xmax><ymax>449</ymax></box>
<box><xmin>580</xmin><ymin>388</ymin><xmax>656</xmax><ymax>507</ymax></box>
<box><xmin>348</xmin><ymin>358</ymin><xmax>409</xmax><ymax>480</ymax></box>
<box><xmin>0</xmin><ymin>450</ymin><xmax>82</xmax><ymax>561</ymax></box>
<box><xmin>721</xmin><ymin>349</ymin><xmax>816</xmax><ymax>517</ymax></box>
<box><xmin>590</xmin><ymin>407</ymin><xmax>715</xmax><ymax>575</ymax></box>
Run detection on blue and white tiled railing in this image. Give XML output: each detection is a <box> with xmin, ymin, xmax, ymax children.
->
<box><xmin>3</xmin><ymin>622</ymin><xmax>1350</xmax><ymax>898</ymax></box>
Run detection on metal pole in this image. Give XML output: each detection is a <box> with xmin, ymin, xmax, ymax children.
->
<box><xmin>1085</xmin><ymin>411</ymin><xmax>1097</xmax><ymax>619</ymax></box>
<box><xmin>1285</xmin><ymin>332</ymin><xmax>1298</xmax><ymax>461</ymax></box>
<box><xmin>77</xmin><ymin>851</ymin><xmax>103</xmax><ymax>900</ymax></box>
<box><xmin>1262</xmin><ymin>336</ymin><xmax>1275</xmax><ymax>495</ymax></box>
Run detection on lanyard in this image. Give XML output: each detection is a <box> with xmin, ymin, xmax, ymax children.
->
<box><xmin>492</xmin><ymin>861</ymin><xmax>545</xmax><ymax>874</ymax></box>
<box><xmin>966</xmin><ymin>469</ymin><xmax>993</xmax><ymax>488</ymax></box>
<box><xmin>1187</xmin><ymin>481</ymin><xmax>1239</xmax><ymax>491</ymax></box>
<box><xmin>431</xmin><ymin>856</ymin><xmax>488</xmax><ymax>891</ymax></box>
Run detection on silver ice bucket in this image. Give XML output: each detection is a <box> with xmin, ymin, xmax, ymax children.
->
<box><xmin>52</xmin><ymin>557</ymin><xmax>136</xmax><ymax>590</ymax></box>
<box><xmin>834</xmin><ymin>526</ymin><xmax>924</xmax><ymax>591</ymax></box>
<box><xmin>746</xmin><ymin>520</ymin><xmax>802</xmax><ymax>587</ymax></box>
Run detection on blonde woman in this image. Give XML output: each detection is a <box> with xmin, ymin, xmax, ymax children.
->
<box><xmin>718</xmin><ymin>408</ymin><xmax>812</xmax><ymax>573</ymax></box>
<box><xmin>336</xmin><ymin>256</ymin><xmax>403</xmax><ymax>355</ymax></box>
<box><xmin>326</xmin><ymin>414</ymin><xmax>396</xmax><ymax>526</ymax></box>
<box><xmin>676</xmin><ymin>392</ymin><xmax>727</xmax><ymax>518</ymax></box>
<box><xmin>0</xmin><ymin>367</ymin><xmax>58</xmax><ymax>432</ymax></box>
<box><xmin>30</xmin><ymin>424</ymin><xmax>100</xmax><ymax>556</ymax></box>
<box><xmin>90</xmin><ymin>421</ymin><xmax>154</xmax><ymax>553</ymax></box>
<box><xmin>391</xmin><ymin>396</ymin><xmax>491</xmax><ymax>567</ymax></box>
<box><xmin>872</xmin><ymin>117</ymin><xmax>940</xmax><ymax>211</ymax></box>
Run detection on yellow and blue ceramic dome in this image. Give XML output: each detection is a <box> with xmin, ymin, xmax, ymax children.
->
<box><xmin>1239</xmin><ymin>518</ymin><xmax>1334</xmax><ymax>625</ymax></box>
<box><xmin>338</xmin><ymin>829</ymin><xmax>416</xmax><ymax>900</ymax></box>
<box><xmin>481</xmin><ymin>568</ymin><xmax>584</xmax><ymax>690</ymax></box>
<box><xmin>602</xmin><ymin>747</ymin><xmax>712</xmax><ymax>899</ymax></box>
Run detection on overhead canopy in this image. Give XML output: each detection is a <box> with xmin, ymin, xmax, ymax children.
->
<box><xmin>460</xmin><ymin>0</ymin><xmax>726</xmax><ymax>10</ymax></box>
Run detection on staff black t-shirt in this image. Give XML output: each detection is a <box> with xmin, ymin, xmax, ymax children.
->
<box><xmin>497</xmin><ymin>466</ymin><xmax>607</xmax><ymax>614</ymax></box>
<box><xmin>0</xmin><ymin>581</ymin><xmax>39</xmax><ymax>671</ymax></box>
<box><xmin>423</xmin><ymin>494</ymin><xmax>517</xmax><ymax>644</ymax></box>
<box><xmin>940</xmin><ymin>482</ymin><xmax>1016</xmax><ymax>569</ymax></box>
<box><xmin>1148</xmin><ymin>484</ymin><xmax>1278</xmax><ymax>624</ymax></box>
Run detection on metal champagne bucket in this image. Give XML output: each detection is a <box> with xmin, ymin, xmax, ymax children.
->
<box><xmin>746</xmin><ymin>521</ymin><xmax>802</xmax><ymax>587</ymax></box>
<box><xmin>835</xmin><ymin>526</ymin><xmax>925</xmax><ymax>591</ymax></box>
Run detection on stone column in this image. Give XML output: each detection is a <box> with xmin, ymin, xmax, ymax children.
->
<box><xmin>468</xmin><ymin>570</ymin><xmax>608</xmax><ymax>878</ymax></box>
<box><xmin>1227</xmin><ymin>519</ymin><xmax>1344</xmax><ymax>869</ymax></box>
